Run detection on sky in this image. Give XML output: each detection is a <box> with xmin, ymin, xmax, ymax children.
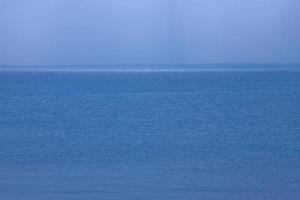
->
<box><xmin>1</xmin><ymin>0</ymin><xmax>300</xmax><ymax>66</ymax></box>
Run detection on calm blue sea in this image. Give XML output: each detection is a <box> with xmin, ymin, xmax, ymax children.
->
<box><xmin>0</xmin><ymin>71</ymin><xmax>300</xmax><ymax>200</ymax></box>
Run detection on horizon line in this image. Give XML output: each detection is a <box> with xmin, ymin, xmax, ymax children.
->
<box><xmin>1</xmin><ymin>68</ymin><xmax>300</xmax><ymax>73</ymax></box>
<box><xmin>1</xmin><ymin>63</ymin><xmax>300</xmax><ymax>66</ymax></box>
<box><xmin>1</xmin><ymin>63</ymin><xmax>300</xmax><ymax>73</ymax></box>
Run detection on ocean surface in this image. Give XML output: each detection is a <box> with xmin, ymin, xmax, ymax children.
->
<box><xmin>0</xmin><ymin>71</ymin><xmax>300</xmax><ymax>200</ymax></box>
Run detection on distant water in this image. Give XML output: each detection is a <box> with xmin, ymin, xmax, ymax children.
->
<box><xmin>0</xmin><ymin>71</ymin><xmax>300</xmax><ymax>200</ymax></box>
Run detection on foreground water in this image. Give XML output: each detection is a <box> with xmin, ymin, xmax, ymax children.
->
<box><xmin>0</xmin><ymin>71</ymin><xmax>299</xmax><ymax>200</ymax></box>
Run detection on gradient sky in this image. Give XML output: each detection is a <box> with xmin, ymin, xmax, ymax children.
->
<box><xmin>1</xmin><ymin>0</ymin><xmax>300</xmax><ymax>66</ymax></box>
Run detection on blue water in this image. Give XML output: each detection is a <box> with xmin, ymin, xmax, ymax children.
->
<box><xmin>0</xmin><ymin>71</ymin><xmax>300</xmax><ymax>200</ymax></box>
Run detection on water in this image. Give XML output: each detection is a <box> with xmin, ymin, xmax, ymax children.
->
<box><xmin>0</xmin><ymin>71</ymin><xmax>300</xmax><ymax>200</ymax></box>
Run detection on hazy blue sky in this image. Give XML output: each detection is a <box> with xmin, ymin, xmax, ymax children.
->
<box><xmin>1</xmin><ymin>0</ymin><xmax>300</xmax><ymax>66</ymax></box>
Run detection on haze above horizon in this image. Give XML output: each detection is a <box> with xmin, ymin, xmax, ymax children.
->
<box><xmin>1</xmin><ymin>0</ymin><xmax>300</xmax><ymax>69</ymax></box>
<box><xmin>1</xmin><ymin>64</ymin><xmax>300</xmax><ymax>71</ymax></box>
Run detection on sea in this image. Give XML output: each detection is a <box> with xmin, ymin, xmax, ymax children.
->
<box><xmin>0</xmin><ymin>70</ymin><xmax>299</xmax><ymax>200</ymax></box>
